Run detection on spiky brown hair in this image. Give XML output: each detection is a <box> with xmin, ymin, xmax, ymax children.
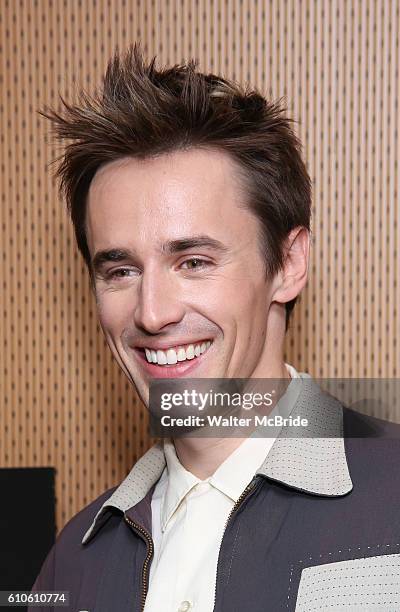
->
<box><xmin>40</xmin><ymin>42</ymin><xmax>311</xmax><ymax>331</ymax></box>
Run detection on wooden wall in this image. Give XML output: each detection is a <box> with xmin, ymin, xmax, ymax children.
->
<box><xmin>1</xmin><ymin>0</ymin><xmax>399</xmax><ymax>532</ymax></box>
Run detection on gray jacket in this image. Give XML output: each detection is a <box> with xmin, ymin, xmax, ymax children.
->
<box><xmin>30</xmin><ymin>378</ymin><xmax>400</xmax><ymax>611</ymax></box>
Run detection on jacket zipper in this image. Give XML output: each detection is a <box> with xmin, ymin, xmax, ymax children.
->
<box><xmin>125</xmin><ymin>477</ymin><xmax>260</xmax><ymax>612</ymax></box>
<box><xmin>212</xmin><ymin>476</ymin><xmax>260</xmax><ymax>611</ymax></box>
<box><xmin>124</xmin><ymin>516</ymin><xmax>154</xmax><ymax>612</ymax></box>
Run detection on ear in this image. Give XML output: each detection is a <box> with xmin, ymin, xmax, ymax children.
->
<box><xmin>270</xmin><ymin>226</ymin><xmax>311</xmax><ymax>305</ymax></box>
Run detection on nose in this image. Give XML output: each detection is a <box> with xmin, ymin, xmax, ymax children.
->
<box><xmin>133</xmin><ymin>267</ymin><xmax>186</xmax><ymax>334</ymax></box>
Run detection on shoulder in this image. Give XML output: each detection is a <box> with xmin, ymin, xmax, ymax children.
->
<box><xmin>343</xmin><ymin>406</ymin><xmax>400</xmax><ymax>491</ymax></box>
<box><xmin>31</xmin><ymin>486</ymin><xmax>118</xmax><ymax>593</ymax></box>
<box><xmin>343</xmin><ymin>405</ymin><xmax>400</xmax><ymax>439</ymax></box>
<box><xmin>57</xmin><ymin>485</ymin><xmax>118</xmax><ymax>545</ymax></box>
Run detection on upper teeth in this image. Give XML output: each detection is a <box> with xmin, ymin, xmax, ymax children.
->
<box><xmin>144</xmin><ymin>341</ymin><xmax>212</xmax><ymax>365</ymax></box>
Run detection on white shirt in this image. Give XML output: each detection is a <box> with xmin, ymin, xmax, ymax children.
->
<box><xmin>144</xmin><ymin>363</ymin><xmax>301</xmax><ymax>612</ymax></box>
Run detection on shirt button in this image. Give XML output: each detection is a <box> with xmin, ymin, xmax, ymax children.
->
<box><xmin>177</xmin><ymin>601</ymin><xmax>192</xmax><ymax>612</ymax></box>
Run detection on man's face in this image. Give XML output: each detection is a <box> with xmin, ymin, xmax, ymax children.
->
<box><xmin>86</xmin><ymin>148</ymin><xmax>283</xmax><ymax>405</ymax></box>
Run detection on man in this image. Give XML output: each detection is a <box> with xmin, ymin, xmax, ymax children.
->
<box><xmin>31</xmin><ymin>44</ymin><xmax>400</xmax><ymax>611</ymax></box>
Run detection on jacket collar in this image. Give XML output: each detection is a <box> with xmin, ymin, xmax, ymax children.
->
<box><xmin>255</xmin><ymin>377</ymin><xmax>353</xmax><ymax>496</ymax></box>
<box><xmin>82</xmin><ymin>376</ymin><xmax>353</xmax><ymax>544</ymax></box>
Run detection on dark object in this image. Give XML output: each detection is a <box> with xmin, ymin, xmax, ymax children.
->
<box><xmin>0</xmin><ymin>467</ymin><xmax>56</xmax><ymax>595</ymax></box>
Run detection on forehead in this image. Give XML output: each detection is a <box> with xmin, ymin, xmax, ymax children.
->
<box><xmin>85</xmin><ymin>148</ymin><xmax>256</xmax><ymax>253</ymax></box>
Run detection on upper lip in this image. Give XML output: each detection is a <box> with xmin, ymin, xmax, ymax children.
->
<box><xmin>133</xmin><ymin>339</ymin><xmax>211</xmax><ymax>351</ymax></box>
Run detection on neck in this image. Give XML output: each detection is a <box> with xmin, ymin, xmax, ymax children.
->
<box><xmin>172</xmin><ymin>436</ymin><xmax>247</xmax><ymax>480</ymax></box>
<box><xmin>173</xmin><ymin>359</ymin><xmax>290</xmax><ymax>479</ymax></box>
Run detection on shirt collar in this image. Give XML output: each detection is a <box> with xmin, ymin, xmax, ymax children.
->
<box><xmin>82</xmin><ymin>366</ymin><xmax>353</xmax><ymax>544</ymax></box>
<box><xmin>160</xmin><ymin>433</ymin><xmax>280</xmax><ymax>532</ymax></box>
<box><xmin>160</xmin><ymin>439</ymin><xmax>200</xmax><ymax>531</ymax></box>
<box><xmin>208</xmin><ymin>436</ymin><xmax>278</xmax><ymax>501</ymax></box>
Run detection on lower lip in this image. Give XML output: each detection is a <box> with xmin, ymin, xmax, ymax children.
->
<box><xmin>133</xmin><ymin>345</ymin><xmax>211</xmax><ymax>378</ymax></box>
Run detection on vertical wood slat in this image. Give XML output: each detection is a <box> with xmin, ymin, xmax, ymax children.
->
<box><xmin>1</xmin><ymin>0</ymin><xmax>399</xmax><ymax>533</ymax></box>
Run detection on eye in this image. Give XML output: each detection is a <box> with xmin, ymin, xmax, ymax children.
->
<box><xmin>180</xmin><ymin>257</ymin><xmax>211</xmax><ymax>271</ymax></box>
<box><xmin>106</xmin><ymin>267</ymin><xmax>139</xmax><ymax>280</ymax></box>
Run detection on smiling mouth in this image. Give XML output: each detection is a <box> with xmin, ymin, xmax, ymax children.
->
<box><xmin>139</xmin><ymin>340</ymin><xmax>213</xmax><ymax>366</ymax></box>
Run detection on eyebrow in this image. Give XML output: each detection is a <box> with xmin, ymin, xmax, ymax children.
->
<box><xmin>91</xmin><ymin>235</ymin><xmax>229</xmax><ymax>272</ymax></box>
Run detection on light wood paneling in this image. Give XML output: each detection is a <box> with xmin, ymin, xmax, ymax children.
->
<box><xmin>1</xmin><ymin>0</ymin><xmax>399</xmax><ymax>532</ymax></box>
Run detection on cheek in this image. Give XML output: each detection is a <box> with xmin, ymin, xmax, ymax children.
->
<box><xmin>95</xmin><ymin>291</ymin><xmax>133</xmax><ymax>334</ymax></box>
<box><xmin>232</xmin><ymin>280</ymin><xmax>272</xmax><ymax>347</ymax></box>
<box><xmin>198</xmin><ymin>271</ymin><xmax>271</xmax><ymax>329</ymax></box>
<box><xmin>231</xmin><ymin>277</ymin><xmax>271</xmax><ymax>317</ymax></box>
